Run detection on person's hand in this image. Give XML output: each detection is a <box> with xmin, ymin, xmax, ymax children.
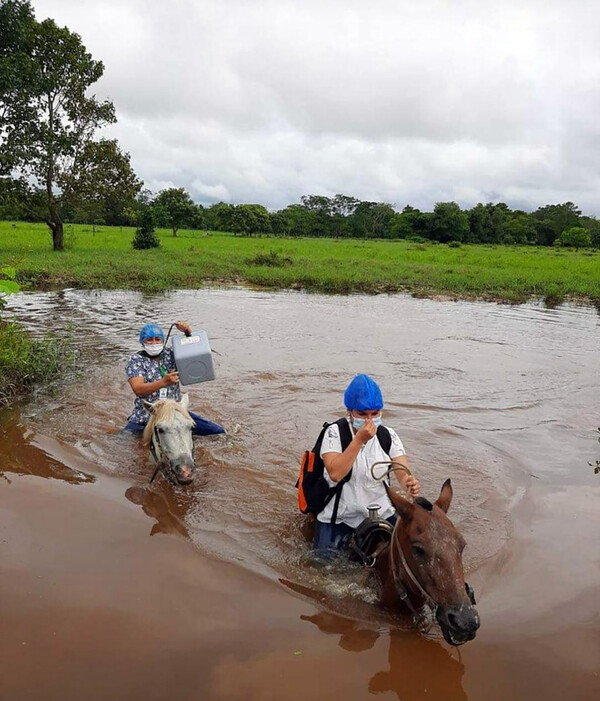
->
<box><xmin>175</xmin><ymin>320</ymin><xmax>192</xmax><ymax>336</ymax></box>
<box><xmin>163</xmin><ymin>370</ymin><xmax>179</xmax><ymax>386</ymax></box>
<box><xmin>404</xmin><ymin>476</ymin><xmax>420</xmax><ymax>497</ymax></box>
<box><xmin>355</xmin><ymin>418</ymin><xmax>377</xmax><ymax>444</ymax></box>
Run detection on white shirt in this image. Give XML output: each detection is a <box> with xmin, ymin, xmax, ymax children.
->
<box><xmin>318</xmin><ymin>419</ymin><xmax>406</xmax><ymax>528</ymax></box>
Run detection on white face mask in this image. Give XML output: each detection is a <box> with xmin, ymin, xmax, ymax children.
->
<box><xmin>143</xmin><ymin>342</ymin><xmax>164</xmax><ymax>357</ymax></box>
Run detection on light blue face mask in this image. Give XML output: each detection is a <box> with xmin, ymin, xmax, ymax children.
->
<box><xmin>352</xmin><ymin>414</ymin><xmax>382</xmax><ymax>430</ymax></box>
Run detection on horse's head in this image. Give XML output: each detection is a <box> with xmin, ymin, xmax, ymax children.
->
<box><xmin>142</xmin><ymin>395</ymin><xmax>196</xmax><ymax>485</ymax></box>
<box><xmin>386</xmin><ymin>479</ymin><xmax>480</xmax><ymax>646</ymax></box>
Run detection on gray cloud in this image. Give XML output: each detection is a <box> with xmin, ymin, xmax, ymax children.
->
<box><xmin>33</xmin><ymin>0</ymin><xmax>600</xmax><ymax>213</ymax></box>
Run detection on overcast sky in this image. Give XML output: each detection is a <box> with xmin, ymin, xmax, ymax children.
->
<box><xmin>33</xmin><ymin>0</ymin><xmax>600</xmax><ymax>214</ymax></box>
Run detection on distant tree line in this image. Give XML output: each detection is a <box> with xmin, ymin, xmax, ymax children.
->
<box><xmin>3</xmin><ymin>177</ymin><xmax>600</xmax><ymax>249</ymax></box>
<box><xmin>206</xmin><ymin>196</ymin><xmax>600</xmax><ymax>248</ymax></box>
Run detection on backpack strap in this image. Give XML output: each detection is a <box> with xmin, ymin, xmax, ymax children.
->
<box><xmin>376</xmin><ymin>425</ymin><xmax>393</xmax><ymax>487</ymax></box>
<box><xmin>329</xmin><ymin>418</ymin><xmax>354</xmax><ymax>526</ymax></box>
<box><xmin>376</xmin><ymin>425</ymin><xmax>392</xmax><ymax>456</ymax></box>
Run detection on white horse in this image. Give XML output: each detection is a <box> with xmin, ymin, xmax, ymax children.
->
<box><xmin>142</xmin><ymin>394</ymin><xmax>196</xmax><ymax>485</ymax></box>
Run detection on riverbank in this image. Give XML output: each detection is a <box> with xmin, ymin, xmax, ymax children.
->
<box><xmin>3</xmin><ymin>221</ymin><xmax>600</xmax><ymax>306</ymax></box>
<box><xmin>0</xmin><ymin>318</ymin><xmax>72</xmax><ymax>406</ymax></box>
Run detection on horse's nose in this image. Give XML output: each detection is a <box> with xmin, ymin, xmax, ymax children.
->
<box><xmin>173</xmin><ymin>458</ymin><xmax>195</xmax><ymax>485</ymax></box>
<box><xmin>444</xmin><ymin>603</ymin><xmax>480</xmax><ymax>634</ymax></box>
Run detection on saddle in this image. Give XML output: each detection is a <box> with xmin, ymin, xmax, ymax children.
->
<box><xmin>348</xmin><ymin>516</ymin><xmax>393</xmax><ymax>566</ymax></box>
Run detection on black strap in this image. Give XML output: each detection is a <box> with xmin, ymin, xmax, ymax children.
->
<box><xmin>376</xmin><ymin>425</ymin><xmax>392</xmax><ymax>454</ymax></box>
<box><xmin>328</xmin><ymin>419</ymin><xmax>353</xmax><ymax>525</ymax></box>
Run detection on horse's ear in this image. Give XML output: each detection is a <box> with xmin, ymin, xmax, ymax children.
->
<box><xmin>385</xmin><ymin>483</ymin><xmax>414</xmax><ymax>520</ymax></box>
<box><xmin>142</xmin><ymin>400</ymin><xmax>156</xmax><ymax>413</ymax></box>
<box><xmin>435</xmin><ymin>478</ymin><xmax>453</xmax><ymax>513</ymax></box>
<box><xmin>179</xmin><ymin>393</ymin><xmax>189</xmax><ymax>408</ymax></box>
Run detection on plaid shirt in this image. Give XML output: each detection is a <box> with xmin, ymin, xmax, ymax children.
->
<box><xmin>125</xmin><ymin>347</ymin><xmax>180</xmax><ymax>424</ymax></box>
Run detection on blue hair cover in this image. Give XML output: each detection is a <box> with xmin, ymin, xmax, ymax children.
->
<box><xmin>139</xmin><ymin>323</ymin><xmax>165</xmax><ymax>343</ymax></box>
<box><xmin>344</xmin><ymin>374</ymin><xmax>384</xmax><ymax>411</ymax></box>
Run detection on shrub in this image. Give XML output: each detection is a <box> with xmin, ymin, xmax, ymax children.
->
<box><xmin>246</xmin><ymin>250</ymin><xmax>293</xmax><ymax>267</ymax></box>
<box><xmin>448</xmin><ymin>240</ymin><xmax>461</xmax><ymax>248</ymax></box>
<box><xmin>560</xmin><ymin>227</ymin><xmax>591</xmax><ymax>249</ymax></box>
<box><xmin>132</xmin><ymin>210</ymin><xmax>160</xmax><ymax>249</ymax></box>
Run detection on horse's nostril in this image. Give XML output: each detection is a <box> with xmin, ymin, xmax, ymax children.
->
<box><xmin>447</xmin><ymin>612</ymin><xmax>457</xmax><ymax>628</ymax></box>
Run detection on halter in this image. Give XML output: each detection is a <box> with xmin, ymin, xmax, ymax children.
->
<box><xmin>149</xmin><ymin>424</ymin><xmax>177</xmax><ymax>485</ymax></box>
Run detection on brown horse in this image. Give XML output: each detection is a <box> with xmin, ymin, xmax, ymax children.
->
<box><xmin>374</xmin><ymin>479</ymin><xmax>480</xmax><ymax>646</ymax></box>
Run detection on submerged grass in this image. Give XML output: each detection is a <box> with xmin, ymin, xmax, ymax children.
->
<box><xmin>0</xmin><ymin>319</ymin><xmax>76</xmax><ymax>406</ymax></box>
<box><xmin>1</xmin><ymin>221</ymin><xmax>599</xmax><ymax>306</ymax></box>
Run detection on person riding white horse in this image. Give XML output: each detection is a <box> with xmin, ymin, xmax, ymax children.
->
<box><xmin>124</xmin><ymin>321</ymin><xmax>225</xmax><ymax>437</ymax></box>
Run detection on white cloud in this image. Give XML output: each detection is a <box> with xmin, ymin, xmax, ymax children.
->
<box><xmin>32</xmin><ymin>0</ymin><xmax>600</xmax><ymax>214</ymax></box>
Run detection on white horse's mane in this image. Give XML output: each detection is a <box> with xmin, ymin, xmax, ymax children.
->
<box><xmin>142</xmin><ymin>399</ymin><xmax>194</xmax><ymax>446</ymax></box>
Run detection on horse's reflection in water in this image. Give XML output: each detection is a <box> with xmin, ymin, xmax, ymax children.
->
<box><xmin>302</xmin><ymin>612</ymin><xmax>466</xmax><ymax>701</ymax></box>
<box><xmin>125</xmin><ymin>484</ymin><xmax>193</xmax><ymax>538</ymax></box>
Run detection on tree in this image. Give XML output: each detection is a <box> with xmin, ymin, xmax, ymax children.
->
<box><xmin>468</xmin><ymin>203</ymin><xmax>492</xmax><ymax>243</ymax></box>
<box><xmin>390</xmin><ymin>205</ymin><xmax>429</xmax><ymax>239</ymax></box>
<box><xmin>429</xmin><ymin>202</ymin><xmax>470</xmax><ymax>243</ymax></box>
<box><xmin>532</xmin><ymin>202</ymin><xmax>581</xmax><ymax>246</ymax></box>
<box><xmin>350</xmin><ymin>201</ymin><xmax>395</xmax><ymax>238</ymax></box>
<box><xmin>204</xmin><ymin>201</ymin><xmax>234</xmax><ymax>231</ymax></box>
<box><xmin>559</xmin><ymin>226</ymin><xmax>591</xmax><ymax>249</ymax></box>
<box><xmin>300</xmin><ymin>194</ymin><xmax>333</xmax><ymax>214</ymax></box>
<box><xmin>230</xmin><ymin>204</ymin><xmax>271</xmax><ymax>236</ymax></box>
<box><xmin>503</xmin><ymin>211</ymin><xmax>536</xmax><ymax>245</ymax></box>
<box><xmin>0</xmin><ymin>2</ymin><xmax>121</xmax><ymax>250</ymax></box>
<box><xmin>270</xmin><ymin>204</ymin><xmax>317</xmax><ymax>237</ymax></box>
<box><xmin>60</xmin><ymin>138</ymin><xmax>141</xmax><ymax>231</ymax></box>
<box><xmin>0</xmin><ymin>176</ymin><xmax>45</xmax><ymax>220</ymax></box>
<box><xmin>153</xmin><ymin>187</ymin><xmax>197</xmax><ymax>236</ymax></box>
<box><xmin>580</xmin><ymin>215</ymin><xmax>600</xmax><ymax>248</ymax></box>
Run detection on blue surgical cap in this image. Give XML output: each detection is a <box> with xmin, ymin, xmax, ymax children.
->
<box><xmin>139</xmin><ymin>323</ymin><xmax>165</xmax><ymax>343</ymax></box>
<box><xmin>344</xmin><ymin>374</ymin><xmax>384</xmax><ymax>411</ymax></box>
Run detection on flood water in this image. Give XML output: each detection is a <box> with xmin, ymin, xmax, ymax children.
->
<box><xmin>1</xmin><ymin>288</ymin><xmax>599</xmax><ymax>700</ymax></box>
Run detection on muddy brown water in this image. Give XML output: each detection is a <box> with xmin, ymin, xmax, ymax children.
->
<box><xmin>1</xmin><ymin>288</ymin><xmax>599</xmax><ymax>700</ymax></box>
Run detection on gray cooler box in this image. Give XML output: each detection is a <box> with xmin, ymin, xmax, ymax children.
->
<box><xmin>172</xmin><ymin>331</ymin><xmax>216</xmax><ymax>385</ymax></box>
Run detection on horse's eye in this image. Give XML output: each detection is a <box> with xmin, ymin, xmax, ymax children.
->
<box><xmin>412</xmin><ymin>545</ymin><xmax>426</xmax><ymax>557</ymax></box>
<box><xmin>157</xmin><ymin>426</ymin><xmax>165</xmax><ymax>434</ymax></box>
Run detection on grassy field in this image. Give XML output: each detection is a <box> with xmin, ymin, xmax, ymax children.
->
<box><xmin>1</xmin><ymin>221</ymin><xmax>599</xmax><ymax>306</ymax></box>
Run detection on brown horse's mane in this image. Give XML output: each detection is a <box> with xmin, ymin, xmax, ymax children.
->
<box><xmin>142</xmin><ymin>399</ymin><xmax>194</xmax><ymax>446</ymax></box>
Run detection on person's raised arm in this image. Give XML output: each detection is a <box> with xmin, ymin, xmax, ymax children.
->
<box><xmin>323</xmin><ymin>420</ymin><xmax>376</xmax><ymax>483</ymax></box>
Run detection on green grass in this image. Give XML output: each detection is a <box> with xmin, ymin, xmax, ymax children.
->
<box><xmin>1</xmin><ymin>221</ymin><xmax>599</xmax><ymax>306</ymax></box>
<box><xmin>0</xmin><ymin>318</ymin><xmax>76</xmax><ymax>405</ymax></box>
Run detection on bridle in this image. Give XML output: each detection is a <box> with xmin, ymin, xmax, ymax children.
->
<box><xmin>370</xmin><ymin>460</ymin><xmax>437</xmax><ymax>631</ymax></box>
<box><xmin>388</xmin><ymin>516</ymin><xmax>437</xmax><ymax>632</ymax></box>
<box><xmin>149</xmin><ymin>424</ymin><xmax>177</xmax><ymax>485</ymax></box>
